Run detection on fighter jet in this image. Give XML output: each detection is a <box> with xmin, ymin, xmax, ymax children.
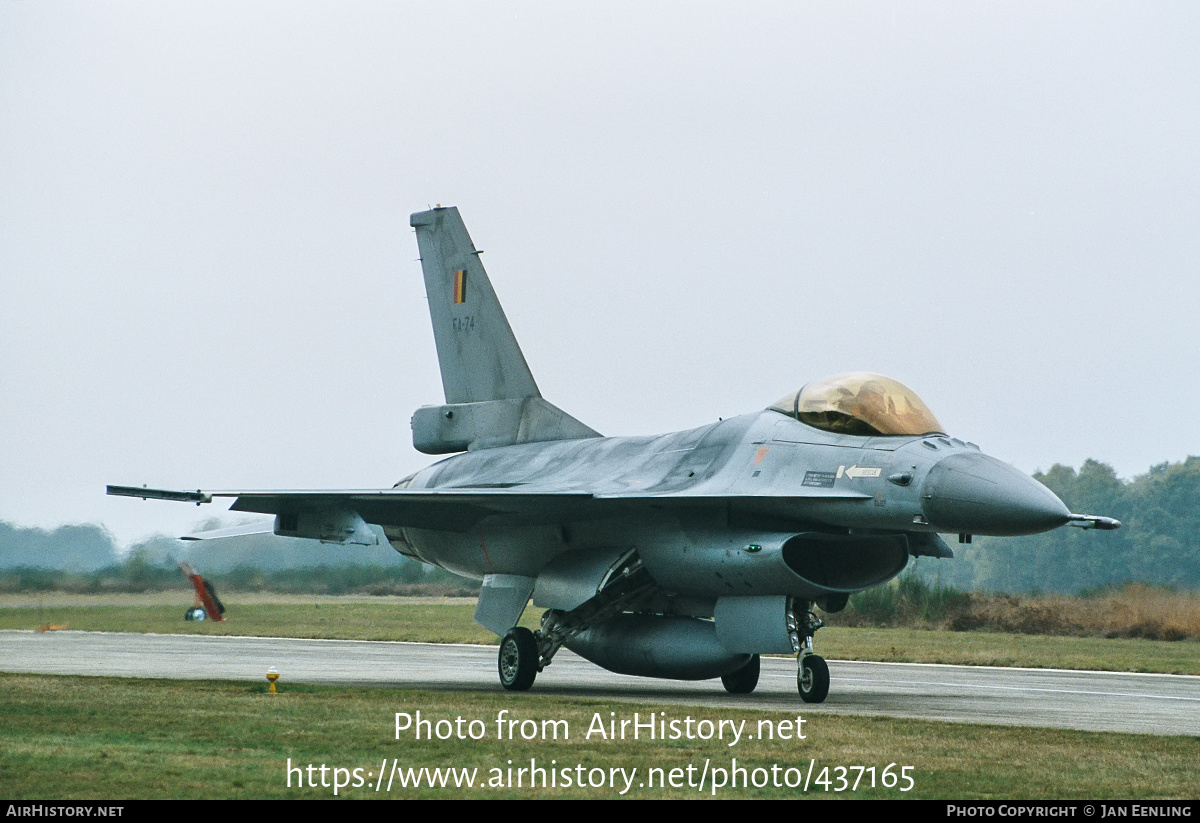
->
<box><xmin>109</xmin><ymin>206</ymin><xmax>1120</xmax><ymax>702</ymax></box>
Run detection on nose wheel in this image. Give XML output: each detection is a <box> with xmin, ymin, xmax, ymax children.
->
<box><xmin>798</xmin><ymin>654</ymin><xmax>829</xmax><ymax>703</ymax></box>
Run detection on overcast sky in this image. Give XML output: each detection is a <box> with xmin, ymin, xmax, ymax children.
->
<box><xmin>2</xmin><ymin>2</ymin><xmax>1198</xmax><ymax>547</ymax></box>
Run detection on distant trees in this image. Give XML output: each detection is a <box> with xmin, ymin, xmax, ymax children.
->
<box><xmin>0</xmin><ymin>519</ymin><xmax>473</xmax><ymax>594</ymax></box>
<box><xmin>0</xmin><ymin>522</ymin><xmax>120</xmax><ymax>572</ymax></box>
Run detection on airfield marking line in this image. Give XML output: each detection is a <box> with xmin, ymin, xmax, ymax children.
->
<box><xmin>760</xmin><ymin>658</ymin><xmax>1200</xmax><ymax>682</ymax></box>
<box><xmin>825</xmin><ymin>675</ymin><xmax>1200</xmax><ymax>702</ymax></box>
<box><xmin>9</xmin><ymin>631</ymin><xmax>1198</xmax><ymax>703</ymax></box>
<box><xmin>6</xmin><ymin>631</ymin><xmax>1196</xmax><ymax>735</ymax></box>
<box><xmin>12</xmin><ymin>630</ymin><xmax>1200</xmax><ymax>678</ymax></box>
<box><xmin>49</xmin><ymin>632</ymin><xmax>1200</xmax><ymax>674</ymax></box>
<box><xmin>8</xmin><ymin>631</ymin><xmax>1199</xmax><ymax>681</ymax></box>
<box><xmin>0</xmin><ymin>629</ymin><xmax>494</xmax><ymax>651</ymax></box>
<box><xmin>815</xmin><ymin>658</ymin><xmax>1200</xmax><ymax>679</ymax></box>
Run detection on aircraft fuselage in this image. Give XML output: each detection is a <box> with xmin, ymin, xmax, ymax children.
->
<box><xmin>389</xmin><ymin>409</ymin><xmax>1069</xmax><ymax>588</ymax></box>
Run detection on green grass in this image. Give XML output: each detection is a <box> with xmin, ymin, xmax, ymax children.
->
<box><xmin>0</xmin><ymin>601</ymin><xmax>517</xmax><ymax>644</ymax></box>
<box><xmin>3</xmin><ymin>597</ymin><xmax>1197</xmax><ymax>799</ymax></box>
<box><xmin>1</xmin><ymin>673</ymin><xmax>1197</xmax><ymax>799</ymax></box>
<box><xmin>843</xmin><ymin>577</ymin><xmax>1200</xmax><ymax>641</ymax></box>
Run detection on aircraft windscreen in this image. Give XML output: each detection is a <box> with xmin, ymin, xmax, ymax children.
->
<box><xmin>769</xmin><ymin>372</ymin><xmax>945</xmax><ymax>437</ymax></box>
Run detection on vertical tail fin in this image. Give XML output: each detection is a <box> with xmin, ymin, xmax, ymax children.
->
<box><xmin>409</xmin><ymin>207</ymin><xmax>600</xmax><ymax>453</ymax></box>
<box><xmin>410</xmin><ymin>206</ymin><xmax>539</xmax><ymax>404</ymax></box>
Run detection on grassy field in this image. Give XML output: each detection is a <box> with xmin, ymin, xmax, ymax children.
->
<box><xmin>842</xmin><ymin>580</ymin><xmax>1200</xmax><ymax>641</ymax></box>
<box><xmin>2</xmin><ymin>673</ymin><xmax>1197</xmax><ymax>800</ymax></box>
<box><xmin>3</xmin><ymin>593</ymin><xmax>1199</xmax><ymax>674</ymax></box>
<box><xmin>2</xmin><ymin>595</ymin><xmax>1198</xmax><ymax>799</ymax></box>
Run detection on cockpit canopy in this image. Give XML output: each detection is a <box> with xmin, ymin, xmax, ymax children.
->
<box><xmin>770</xmin><ymin>372</ymin><xmax>945</xmax><ymax>437</ymax></box>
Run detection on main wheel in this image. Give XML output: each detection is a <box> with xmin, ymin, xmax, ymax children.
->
<box><xmin>498</xmin><ymin>627</ymin><xmax>538</xmax><ymax>691</ymax></box>
<box><xmin>721</xmin><ymin>654</ymin><xmax>760</xmax><ymax>694</ymax></box>
<box><xmin>798</xmin><ymin>654</ymin><xmax>829</xmax><ymax>703</ymax></box>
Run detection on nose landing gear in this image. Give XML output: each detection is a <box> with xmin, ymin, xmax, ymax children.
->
<box><xmin>798</xmin><ymin>653</ymin><xmax>829</xmax><ymax>703</ymax></box>
<box><xmin>796</xmin><ymin>601</ymin><xmax>829</xmax><ymax>703</ymax></box>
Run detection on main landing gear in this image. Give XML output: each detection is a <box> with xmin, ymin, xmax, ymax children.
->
<box><xmin>498</xmin><ymin>627</ymin><xmax>538</xmax><ymax>691</ymax></box>
<box><xmin>796</xmin><ymin>601</ymin><xmax>829</xmax><ymax>703</ymax></box>
<box><xmin>497</xmin><ymin>551</ymin><xmax>655</xmax><ymax>692</ymax></box>
<box><xmin>721</xmin><ymin>654</ymin><xmax>760</xmax><ymax>694</ymax></box>
<box><xmin>496</xmin><ymin>593</ymin><xmax>833</xmax><ymax>703</ymax></box>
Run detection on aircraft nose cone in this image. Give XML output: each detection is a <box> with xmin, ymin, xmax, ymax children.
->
<box><xmin>920</xmin><ymin>452</ymin><xmax>1071</xmax><ymax>536</ymax></box>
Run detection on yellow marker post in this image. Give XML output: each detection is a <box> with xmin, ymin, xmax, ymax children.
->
<box><xmin>266</xmin><ymin>667</ymin><xmax>280</xmax><ymax>695</ymax></box>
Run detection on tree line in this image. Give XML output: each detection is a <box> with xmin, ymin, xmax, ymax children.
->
<box><xmin>0</xmin><ymin>519</ymin><xmax>473</xmax><ymax>594</ymax></box>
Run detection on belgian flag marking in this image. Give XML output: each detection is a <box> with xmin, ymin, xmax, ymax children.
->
<box><xmin>453</xmin><ymin>269</ymin><xmax>467</xmax><ymax>304</ymax></box>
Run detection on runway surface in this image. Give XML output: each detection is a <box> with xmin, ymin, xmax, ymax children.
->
<box><xmin>3</xmin><ymin>629</ymin><xmax>1197</xmax><ymax>736</ymax></box>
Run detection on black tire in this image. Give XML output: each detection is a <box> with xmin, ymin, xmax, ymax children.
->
<box><xmin>721</xmin><ymin>654</ymin><xmax>760</xmax><ymax>694</ymax></box>
<box><xmin>798</xmin><ymin>654</ymin><xmax>829</xmax><ymax>703</ymax></box>
<box><xmin>498</xmin><ymin>627</ymin><xmax>538</xmax><ymax>691</ymax></box>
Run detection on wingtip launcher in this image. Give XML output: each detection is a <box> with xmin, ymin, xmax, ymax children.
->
<box><xmin>1067</xmin><ymin>513</ymin><xmax>1122</xmax><ymax>530</ymax></box>
<box><xmin>106</xmin><ymin>485</ymin><xmax>213</xmax><ymax>505</ymax></box>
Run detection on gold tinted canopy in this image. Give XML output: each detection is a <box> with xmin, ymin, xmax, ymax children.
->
<box><xmin>770</xmin><ymin>372</ymin><xmax>945</xmax><ymax>437</ymax></box>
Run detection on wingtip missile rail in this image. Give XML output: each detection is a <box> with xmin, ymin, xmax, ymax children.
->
<box><xmin>107</xmin><ymin>485</ymin><xmax>213</xmax><ymax>505</ymax></box>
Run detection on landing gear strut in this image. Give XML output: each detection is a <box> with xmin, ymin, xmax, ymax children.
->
<box><xmin>498</xmin><ymin>627</ymin><xmax>538</xmax><ymax>691</ymax></box>
<box><xmin>495</xmin><ymin>551</ymin><xmax>656</xmax><ymax>692</ymax></box>
<box><xmin>795</xmin><ymin>601</ymin><xmax>829</xmax><ymax>703</ymax></box>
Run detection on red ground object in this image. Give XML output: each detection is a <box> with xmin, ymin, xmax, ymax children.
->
<box><xmin>180</xmin><ymin>563</ymin><xmax>226</xmax><ymax>621</ymax></box>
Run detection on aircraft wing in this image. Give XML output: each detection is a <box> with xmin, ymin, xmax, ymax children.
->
<box><xmin>107</xmin><ymin>484</ymin><xmax>871</xmax><ymax>532</ymax></box>
<box><xmin>108</xmin><ymin>485</ymin><xmax>595</xmax><ymax>531</ymax></box>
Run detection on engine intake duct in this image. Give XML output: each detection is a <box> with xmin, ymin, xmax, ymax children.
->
<box><xmin>781</xmin><ymin>533</ymin><xmax>909</xmax><ymax>591</ymax></box>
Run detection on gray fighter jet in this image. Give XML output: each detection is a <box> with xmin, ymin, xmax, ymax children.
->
<box><xmin>109</xmin><ymin>206</ymin><xmax>1119</xmax><ymax>702</ymax></box>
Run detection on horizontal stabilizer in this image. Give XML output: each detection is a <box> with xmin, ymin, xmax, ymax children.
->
<box><xmin>412</xmin><ymin>397</ymin><xmax>600</xmax><ymax>454</ymax></box>
<box><xmin>180</xmin><ymin>520</ymin><xmax>275</xmax><ymax>541</ymax></box>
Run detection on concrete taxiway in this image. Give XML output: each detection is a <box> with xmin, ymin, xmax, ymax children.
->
<box><xmin>2</xmin><ymin>629</ymin><xmax>1197</xmax><ymax>736</ymax></box>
